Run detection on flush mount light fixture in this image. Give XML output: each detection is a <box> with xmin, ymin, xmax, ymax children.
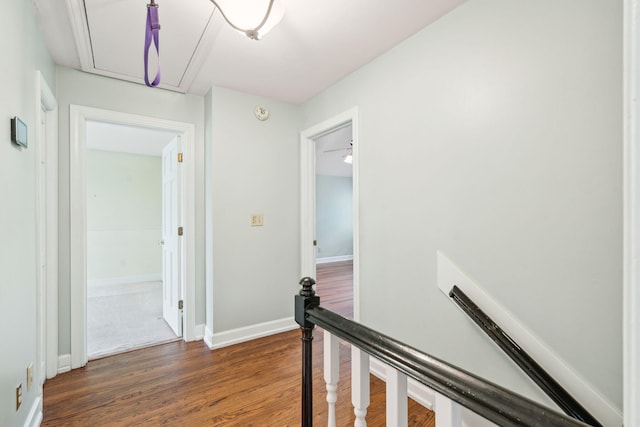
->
<box><xmin>209</xmin><ymin>0</ymin><xmax>285</xmax><ymax>40</ymax></box>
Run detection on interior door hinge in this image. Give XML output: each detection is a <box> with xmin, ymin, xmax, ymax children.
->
<box><xmin>178</xmin><ymin>300</ymin><xmax>183</xmax><ymax>310</ymax></box>
<box><xmin>178</xmin><ymin>226</ymin><xmax>183</xmax><ymax>236</ymax></box>
<box><xmin>178</xmin><ymin>152</ymin><xmax>183</xmax><ymax>163</ymax></box>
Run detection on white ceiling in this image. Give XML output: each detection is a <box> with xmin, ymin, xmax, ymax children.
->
<box><xmin>34</xmin><ymin>0</ymin><xmax>465</xmax><ymax>104</ymax></box>
<box><xmin>86</xmin><ymin>121</ymin><xmax>178</xmax><ymax>156</ymax></box>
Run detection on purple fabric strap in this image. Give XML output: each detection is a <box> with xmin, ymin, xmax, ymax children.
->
<box><xmin>144</xmin><ymin>4</ymin><xmax>161</xmax><ymax>87</ymax></box>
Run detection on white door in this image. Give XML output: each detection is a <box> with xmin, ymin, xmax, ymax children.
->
<box><xmin>162</xmin><ymin>137</ymin><xmax>182</xmax><ymax>337</ymax></box>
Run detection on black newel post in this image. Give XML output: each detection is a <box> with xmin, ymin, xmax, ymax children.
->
<box><xmin>295</xmin><ymin>277</ymin><xmax>319</xmax><ymax>427</ymax></box>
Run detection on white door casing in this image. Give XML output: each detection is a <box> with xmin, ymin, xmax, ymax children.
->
<box><xmin>36</xmin><ymin>106</ymin><xmax>47</xmax><ymax>387</ymax></box>
<box><xmin>35</xmin><ymin>71</ymin><xmax>58</xmax><ymax>382</ymax></box>
<box><xmin>623</xmin><ymin>0</ymin><xmax>639</xmax><ymax>425</ymax></box>
<box><xmin>300</xmin><ymin>107</ymin><xmax>360</xmax><ymax>320</ymax></box>
<box><xmin>70</xmin><ymin>105</ymin><xmax>196</xmax><ymax>369</ymax></box>
<box><xmin>162</xmin><ymin>137</ymin><xmax>183</xmax><ymax>337</ymax></box>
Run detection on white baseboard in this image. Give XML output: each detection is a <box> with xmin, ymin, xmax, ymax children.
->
<box><xmin>203</xmin><ymin>325</ymin><xmax>214</xmax><ymax>349</ymax></box>
<box><xmin>58</xmin><ymin>354</ymin><xmax>71</xmax><ymax>374</ymax></box>
<box><xmin>316</xmin><ymin>255</ymin><xmax>353</xmax><ymax>264</ymax></box>
<box><xmin>40</xmin><ymin>361</ymin><xmax>46</xmax><ymax>386</ymax></box>
<box><xmin>437</xmin><ymin>251</ymin><xmax>622</xmax><ymax>427</ymax></box>
<box><xmin>194</xmin><ymin>324</ymin><xmax>205</xmax><ymax>340</ymax></box>
<box><xmin>24</xmin><ymin>394</ymin><xmax>42</xmax><ymax>427</ymax></box>
<box><xmin>207</xmin><ymin>317</ymin><xmax>297</xmax><ymax>350</ymax></box>
<box><xmin>87</xmin><ymin>274</ymin><xmax>162</xmax><ymax>288</ymax></box>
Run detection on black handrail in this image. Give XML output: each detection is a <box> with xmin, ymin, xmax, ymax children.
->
<box><xmin>294</xmin><ymin>277</ymin><xmax>590</xmax><ymax>427</ymax></box>
<box><xmin>449</xmin><ymin>285</ymin><xmax>602</xmax><ymax>426</ymax></box>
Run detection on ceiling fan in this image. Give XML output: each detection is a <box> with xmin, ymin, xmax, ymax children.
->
<box><xmin>322</xmin><ymin>141</ymin><xmax>353</xmax><ymax>164</ymax></box>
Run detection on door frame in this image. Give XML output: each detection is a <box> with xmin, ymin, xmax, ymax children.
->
<box><xmin>300</xmin><ymin>107</ymin><xmax>360</xmax><ymax>320</ymax></box>
<box><xmin>69</xmin><ymin>105</ymin><xmax>196</xmax><ymax>369</ymax></box>
<box><xmin>35</xmin><ymin>71</ymin><xmax>58</xmax><ymax>382</ymax></box>
<box><xmin>161</xmin><ymin>136</ymin><xmax>183</xmax><ymax>337</ymax></box>
<box><xmin>623</xmin><ymin>0</ymin><xmax>639</xmax><ymax>425</ymax></box>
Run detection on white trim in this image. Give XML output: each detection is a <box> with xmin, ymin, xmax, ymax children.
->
<box><xmin>65</xmin><ymin>0</ymin><xmax>93</xmax><ymax>70</ymax></box>
<box><xmin>204</xmin><ymin>325</ymin><xmax>214</xmax><ymax>349</ymax></box>
<box><xmin>436</xmin><ymin>251</ymin><xmax>622</xmax><ymax>426</ymax></box>
<box><xmin>300</xmin><ymin>128</ymin><xmax>316</xmax><ymax>279</ymax></box>
<box><xmin>35</xmin><ymin>71</ymin><xmax>59</xmax><ymax>382</ymax></box>
<box><xmin>24</xmin><ymin>395</ymin><xmax>42</xmax><ymax>427</ymax></box>
<box><xmin>204</xmin><ymin>91</ymin><xmax>215</xmax><ymax>358</ymax></box>
<box><xmin>194</xmin><ymin>323</ymin><xmax>205</xmax><ymax>340</ymax></box>
<box><xmin>57</xmin><ymin>354</ymin><xmax>71</xmax><ymax>374</ymax></box>
<box><xmin>69</xmin><ymin>105</ymin><xmax>87</xmax><ymax>369</ymax></box>
<box><xmin>624</xmin><ymin>1</ymin><xmax>640</xmax><ymax>426</ymax></box>
<box><xmin>316</xmin><ymin>255</ymin><xmax>354</xmax><ymax>264</ymax></box>
<box><xmin>206</xmin><ymin>317</ymin><xmax>297</xmax><ymax>350</ymax></box>
<box><xmin>300</xmin><ymin>107</ymin><xmax>361</xmax><ymax>320</ymax></box>
<box><xmin>70</xmin><ymin>105</ymin><xmax>197</xmax><ymax>370</ymax></box>
<box><xmin>407</xmin><ymin>377</ymin><xmax>436</xmax><ymax>411</ymax></box>
<box><xmin>87</xmin><ymin>274</ymin><xmax>162</xmax><ymax>288</ymax></box>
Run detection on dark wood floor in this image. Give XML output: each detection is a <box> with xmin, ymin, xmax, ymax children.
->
<box><xmin>43</xmin><ymin>261</ymin><xmax>434</xmax><ymax>426</ymax></box>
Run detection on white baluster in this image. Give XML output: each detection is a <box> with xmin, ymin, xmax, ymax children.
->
<box><xmin>386</xmin><ymin>367</ymin><xmax>408</xmax><ymax>427</ymax></box>
<box><xmin>324</xmin><ymin>330</ymin><xmax>339</xmax><ymax>427</ymax></box>
<box><xmin>351</xmin><ymin>347</ymin><xmax>370</xmax><ymax>426</ymax></box>
<box><xmin>435</xmin><ymin>392</ymin><xmax>462</xmax><ymax>427</ymax></box>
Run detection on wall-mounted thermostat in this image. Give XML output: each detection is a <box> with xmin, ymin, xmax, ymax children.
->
<box><xmin>11</xmin><ymin>117</ymin><xmax>27</xmax><ymax>148</ymax></box>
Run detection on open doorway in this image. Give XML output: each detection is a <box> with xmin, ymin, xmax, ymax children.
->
<box><xmin>314</xmin><ymin>125</ymin><xmax>354</xmax><ymax>318</ymax></box>
<box><xmin>300</xmin><ymin>107</ymin><xmax>360</xmax><ymax>320</ymax></box>
<box><xmin>85</xmin><ymin>121</ymin><xmax>181</xmax><ymax>358</ymax></box>
<box><xmin>69</xmin><ymin>105</ymin><xmax>197</xmax><ymax>370</ymax></box>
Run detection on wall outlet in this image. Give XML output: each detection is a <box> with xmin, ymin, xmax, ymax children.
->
<box><xmin>26</xmin><ymin>364</ymin><xmax>33</xmax><ymax>391</ymax></box>
<box><xmin>16</xmin><ymin>384</ymin><xmax>22</xmax><ymax>411</ymax></box>
<box><xmin>250</xmin><ymin>213</ymin><xmax>264</xmax><ymax>226</ymax></box>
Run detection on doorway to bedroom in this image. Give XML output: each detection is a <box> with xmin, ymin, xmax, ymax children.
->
<box><xmin>314</xmin><ymin>124</ymin><xmax>354</xmax><ymax>319</ymax></box>
<box><xmin>86</xmin><ymin>121</ymin><xmax>180</xmax><ymax>359</ymax></box>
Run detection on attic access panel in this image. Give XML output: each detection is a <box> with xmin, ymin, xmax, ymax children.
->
<box><xmin>81</xmin><ymin>0</ymin><xmax>216</xmax><ymax>90</ymax></box>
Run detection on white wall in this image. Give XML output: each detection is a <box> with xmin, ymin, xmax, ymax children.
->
<box><xmin>0</xmin><ymin>0</ymin><xmax>55</xmax><ymax>424</ymax></box>
<box><xmin>209</xmin><ymin>86</ymin><xmax>300</xmax><ymax>332</ymax></box>
<box><xmin>316</xmin><ymin>175</ymin><xmax>353</xmax><ymax>258</ymax></box>
<box><xmin>86</xmin><ymin>150</ymin><xmax>162</xmax><ymax>282</ymax></box>
<box><xmin>302</xmin><ymin>0</ymin><xmax>622</xmax><ymax>413</ymax></box>
<box><xmin>56</xmin><ymin>66</ymin><xmax>205</xmax><ymax>354</ymax></box>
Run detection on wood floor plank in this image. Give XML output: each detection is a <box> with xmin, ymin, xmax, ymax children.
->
<box><xmin>43</xmin><ymin>262</ymin><xmax>435</xmax><ymax>426</ymax></box>
<box><xmin>316</xmin><ymin>260</ymin><xmax>354</xmax><ymax>319</ymax></box>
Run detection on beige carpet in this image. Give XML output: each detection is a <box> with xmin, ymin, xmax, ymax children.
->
<box><xmin>87</xmin><ymin>281</ymin><xmax>178</xmax><ymax>359</ymax></box>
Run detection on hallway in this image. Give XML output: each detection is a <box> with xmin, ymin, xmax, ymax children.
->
<box><xmin>43</xmin><ymin>263</ymin><xmax>435</xmax><ymax>426</ymax></box>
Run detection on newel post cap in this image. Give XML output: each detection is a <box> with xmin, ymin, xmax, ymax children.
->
<box><xmin>295</xmin><ymin>277</ymin><xmax>319</xmax><ymax>328</ymax></box>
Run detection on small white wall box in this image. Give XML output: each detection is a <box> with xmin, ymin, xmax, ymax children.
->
<box><xmin>11</xmin><ymin>116</ymin><xmax>27</xmax><ymax>147</ymax></box>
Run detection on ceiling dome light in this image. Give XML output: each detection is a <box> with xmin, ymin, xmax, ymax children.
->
<box><xmin>210</xmin><ymin>0</ymin><xmax>284</xmax><ymax>40</ymax></box>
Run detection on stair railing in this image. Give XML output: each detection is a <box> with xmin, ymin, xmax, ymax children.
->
<box><xmin>449</xmin><ymin>285</ymin><xmax>602</xmax><ymax>426</ymax></box>
<box><xmin>295</xmin><ymin>277</ymin><xmax>591</xmax><ymax>427</ymax></box>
